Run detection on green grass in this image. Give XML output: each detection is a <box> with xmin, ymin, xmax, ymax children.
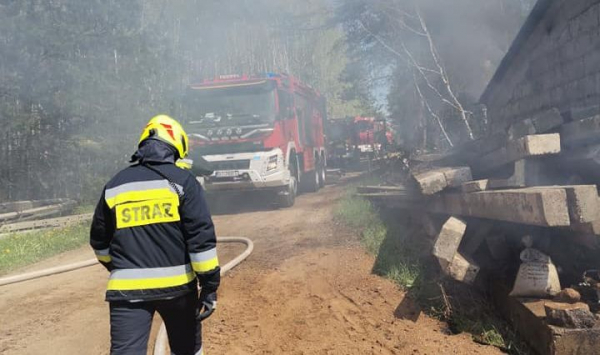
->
<box><xmin>334</xmin><ymin>190</ymin><xmax>422</xmax><ymax>289</ymax></box>
<box><xmin>334</xmin><ymin>188</ymin><xmax>528</xmax><ymax>354</ymax></box>
<box><xmin>0</xmin><ymin>223</ymin><xmax>89</xmax><ymax>275</ymax></box>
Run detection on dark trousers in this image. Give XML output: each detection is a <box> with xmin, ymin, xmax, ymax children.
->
<box><xmin>110</xmin><ymin>291</ymin><xmax>202</xmax><ymax>355</ymax></box>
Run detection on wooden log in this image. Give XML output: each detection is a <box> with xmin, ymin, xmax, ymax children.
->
<box><xmin>0</xmin><ymin>200</ymin><xmax>77</xmax><ymax>223</ymax></box>
<box><xmin>0</xmin><ymin>213</ymin><xmax>93</xmax><ymax>233</ymax></box>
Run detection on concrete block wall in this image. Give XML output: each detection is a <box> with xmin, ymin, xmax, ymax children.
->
<box><xmin>483</xmin><ymin>0</ymin><xmax>600</xmax><ymax>135</ymax></box>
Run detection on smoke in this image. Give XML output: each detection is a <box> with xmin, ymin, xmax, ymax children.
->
<box><xmin>337</xmin><ymin>0</ymin><xmax>536</xmax><ymax>149</ymax></box>
<box><xmin>418</xmin><ymin>0</ymin><xmax>533</xmax><ymax>98</ymax></box>
<box><xmin>0</xmin><ymin>0</ymin><xmax>536</xmax><ymax>200</ymax></box>
<box><xmin>0</xmin><ymin>0</ymin><xmax>348</xmax><ymax>202</ymax></box>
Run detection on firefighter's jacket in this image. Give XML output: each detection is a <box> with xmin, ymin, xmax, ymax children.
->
<box><xmin>90</xmin><ymin>140</ymin><xmax>220</xmax><ymax>302</ymax></box>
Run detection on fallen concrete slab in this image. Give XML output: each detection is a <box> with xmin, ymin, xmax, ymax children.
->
<box><xmin>412</xmin><ymin>170</ymin><xmax>447</xmax><ymax>195</ymax></box>
<box><xmin>430</xmin><ymin>187</ymin><xmax>571</xmax><ymax>227</ymax></box>
<box><xmin>444</xmin><ymin>252</ymin><xmax>480</xmax><ymax>284</ymax></box>
<box><xmin>477</xmin><ymin>134</ymin><xmax>561</xmax><ymax>173</ymax></box>
<box><xmin>432</xmin><ymin>217</ymin><xmax>467</xmax><ymax>270</ymax></box>
<box><xmin>412</xmin><ymin>167</ymin><xmax>472</xmax><ymax>195</ymax></box>
<box><xmin>439</xmin><ymin>167</ymin><xmax>473</xmax><ymax>187</ymax></box>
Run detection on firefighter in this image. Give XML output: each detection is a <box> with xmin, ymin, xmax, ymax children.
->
<box><xmin>90</xmin><ymin>114</ymin><xmax>219</xmax><ymax>355</ymax></box>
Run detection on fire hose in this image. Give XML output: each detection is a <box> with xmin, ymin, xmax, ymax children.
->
<box><xmin>0</xmin><ymin>237</ymin><xmax>253</xmax><ymax>287</ymax></box>
<box><xmin>153</xmin><ymin>236</ymin><xmax>254</xmax><ymax>355</ymax></box>
<box><xmin>0</xmin><ymin>236</ymin><xmax>254</xmax><ymax>354</ymax></box>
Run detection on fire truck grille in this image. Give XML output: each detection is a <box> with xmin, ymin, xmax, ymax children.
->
<box><xmin>212</xmin><ymin>159</ymin><xmax>251</xmax><ymax>171</ymax></box>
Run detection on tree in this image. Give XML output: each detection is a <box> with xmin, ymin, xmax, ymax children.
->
<box><xmin>337</xmin><ymin>0</ymin><xmax>531</xmax><ymax>151</ymax></box>
<box><xmin>0</xmin><ymin>0</ymin><xmax>361</xmax><ymax>201</ymax></box>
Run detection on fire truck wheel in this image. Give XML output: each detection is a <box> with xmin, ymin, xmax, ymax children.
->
<box><xmin>278</xmin><ymin>177</ymin><xmax>297</xmax><ymax>208</ymax></box>
<box><xmin>318</xmin><ymin>164</ymin><xmax>326</xmax><ymax>188</ymax></box>
<box><xmin>302</xmin><ymin>169</ymin><xmax>320</xmax><ymax>193</ymax></box>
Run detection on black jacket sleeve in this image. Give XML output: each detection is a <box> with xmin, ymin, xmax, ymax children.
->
<box><xmin>180</xmin><ymin>174</ymin><xmax>220</xmax><ymax>293</ymax></box>
<box><xmin>90</xmin><ymin>189</ymin><xmax>115</xmax><ymax>271</ymax></box>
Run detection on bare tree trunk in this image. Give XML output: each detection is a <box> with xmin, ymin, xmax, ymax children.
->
<box><xmin>412</xmin><ymin>72</ymin><xmax>453</xmax><ymax>147</ymax></box>
<box><xmin>415</xmin><ymin>6</ymin><xmax>474</xmax><ymax>140</ymax></box>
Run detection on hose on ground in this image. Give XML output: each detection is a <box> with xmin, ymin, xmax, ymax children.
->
<box><xmin>0</xmin><ymin>259</ymin><xmax>98</xmax><ymax>286</ymax></box>
<box><xmin>153</xmin><ymin>236</ymin><xmax>254</xmax><ymax>355</ymax></box>
<box><xmin>0</xmin><ymin>236</ymin><xmax>254</xmax><ymax>288</ymax></box>
<box><xmin>0</xmin><ymin>236</ymin><xmax>254</xmax><ymax>355</ymax></box>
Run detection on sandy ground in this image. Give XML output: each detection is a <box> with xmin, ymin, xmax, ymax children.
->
<box><xmin>0</xmin><ymin>181</ymin><xmax>502</xmax><ymax>355</ymax></box>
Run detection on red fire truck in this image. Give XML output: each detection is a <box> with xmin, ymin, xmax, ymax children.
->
<box><xmin>354</xmin><ymin>116</ymin><xmax>395</xmax><ymax>155</ymax></box>
<box><xmin>183</xmin><ymin>73</ymin><xmax>327</xmax><ymax>208</ymax></box>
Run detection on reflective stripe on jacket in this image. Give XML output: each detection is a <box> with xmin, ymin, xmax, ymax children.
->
<box><xmin>90</xmin><ymin>160</ymin><xmax>219</xmax><ymax>302</ymax></box>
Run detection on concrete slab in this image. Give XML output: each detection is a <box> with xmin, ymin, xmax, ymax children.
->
<box><xmin>531</xmin><ymin>108</ymin><xmax>565</xmax><ymax>134</ymax></box>
<box><xmin>412</xmin><ymin>167</ymin><xmax>472</xmax><ymax>195</ymax></box>
<box><xmin>571</xmin><ymin>218</ymin><xmax>600</xmax><ymax>235</ymax></box>
<box><xmin>477</xmin><ymin>134</ymin><xmax>561</xmax><ymax>173</ymax></box>
<box><xmin>439</xmin><ymin>167</ymin><xmax>473</xmax><ymax>187</ymax></box>
<box><xmin>529</xmin><ymin>186</ymin><xmax>599</xmax><ymax>224</ymax></box>
<box><xmin>432</xmin><ymin>217</ymin><xmax>467</xmax><ymax>270</ymax></box>
<box><xmin>487</xmin><ymin>159</ymin><xmax>539</xmax><ymax>189</ymax></box>
<box><xmin>412</xmin><ymin>170</ymin><xmax>447</xmax><ymax>195</ymax></box>
<box><xmin>561</xmin><ymin>114</ymin><xmax>600</xmax><ymax>147</ymax></box>
<box><xmin>508</xmin><ymin>108</ymin><xmax>564</xmax><ymax>141</ymax></box>
<box><xmin>544</xmin><ymin>302</ymin><xmax>596</xmax><ymax>329</ymax></box>
<box><xmin>444</xmin><ymin>252</ymin><xmax>479</xmax><ymax>284</ymax></box>
<box><xmin>491</xmin><ymin>283</ymin><xmax>600</xmax><ymax>355</ymax></box>
<box><xmin>461</xmin><ymin>179</ymin><xmax>489</xmax><ymax>193</ymax></box>
<box><xmin>429</xmin><ymin>187</ymin><xmax>571</xmax><ymax>227</ymax></box>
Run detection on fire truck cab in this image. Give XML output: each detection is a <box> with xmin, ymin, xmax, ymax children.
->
<box><xmin>183</xmin><ymin>73</ymin><xmax>327</xmax><ymax>208</ymax></box>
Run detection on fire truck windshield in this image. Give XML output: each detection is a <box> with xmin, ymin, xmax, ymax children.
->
<box><xmin>184</xmin><ymin>84</ymin><xmax>276</xmax><ymax>128</ymax></box>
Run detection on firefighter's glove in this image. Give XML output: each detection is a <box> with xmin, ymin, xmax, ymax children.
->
<box><xmin>197</xmin><ymin>291</ymin><xmax>217</xmax><ymax>322</ymax></box>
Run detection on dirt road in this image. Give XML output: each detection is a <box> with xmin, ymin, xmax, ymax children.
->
<box><xmin>0</xmin><ymin>182</ymin><xmax>502</xmax><ymax>354</ymax></box>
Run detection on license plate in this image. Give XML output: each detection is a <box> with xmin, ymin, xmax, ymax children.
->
<box><xmin>215</xmin><ymin>170</ymin><xmax>239</xmax><ymax>178</ymax></box>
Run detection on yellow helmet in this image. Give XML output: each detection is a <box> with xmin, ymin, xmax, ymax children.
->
<box><xmin>139</xmin><ymin>115</ymin><xmax>189</xmax><ymax>159</ymax></box>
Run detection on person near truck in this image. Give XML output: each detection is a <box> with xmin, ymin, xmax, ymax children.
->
<box><xmin>90</xmin><ymin>114</ymin><xmax>220</xmax><ymax>355</ymax></box>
